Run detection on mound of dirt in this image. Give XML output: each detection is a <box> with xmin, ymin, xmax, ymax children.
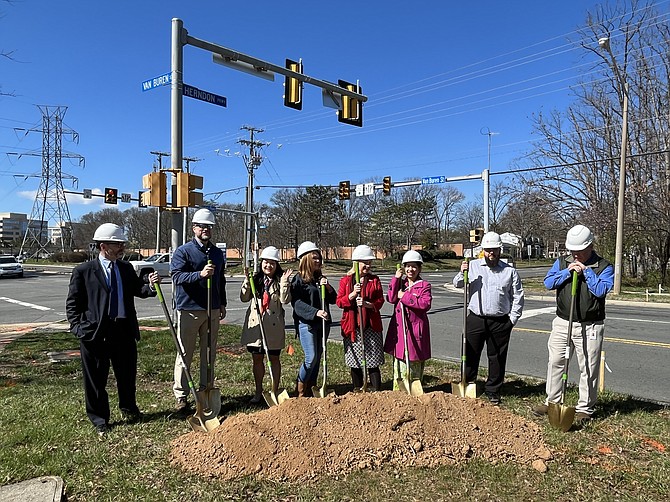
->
<box><xmin>170</xmin><ymin>391</ymin><xmax>550</xmax><ymax>481</ymax></box>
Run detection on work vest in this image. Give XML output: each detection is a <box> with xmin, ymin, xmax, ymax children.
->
<box><xmin>556</xmin><ymin>253</ymin><xmax>611</xmax><ymax>322</ymax></box>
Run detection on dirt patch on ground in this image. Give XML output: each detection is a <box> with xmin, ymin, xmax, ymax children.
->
<box><xmin>170</xmin><ymin>391</ymin><xmax>551</xmax><ymax>481</ymax></box>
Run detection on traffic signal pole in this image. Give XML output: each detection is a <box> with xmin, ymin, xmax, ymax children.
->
<box><xmin>171</xmin><ymin>19</ymin><xmax>184</xmax><ymax>252</ymax></box>
<box><xmin>170</xmin><ymin>17</ymin><xmax>368</xmax><ymax>254</ymax></box>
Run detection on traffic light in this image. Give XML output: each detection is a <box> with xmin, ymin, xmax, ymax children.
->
<box><xmin>176</xmin><ymin>172</ymin><xmax>204</xmax><ymax>207</ymax></box>
<box><xmin>141</xmin><ymin>172</ymin><xmax>167</xmax><ymax>207</ymax></box>
<box><xmin>283</xmin><ymin>58</ymin><xmax>303</xmax><ymax>110</ymax></box>
<box><xmin>338</xmin><ymin>180</ymin><xmax>350</xmax><ymax>200</ymax></box>
<box><xmin>104</xmin><ymin>187</ymin><xmax>118</xmax><ymax>205</ymax></box>
<box><xmin>337</xmin><ymin>80</ymin><xmax>363</xmax><ymax>127</ymax></box>
<box><xmin>138</xmin><ymin>191</ymin><xmax>147</xmax><ymax>208</ymax></box>
<box><xmin>470</xmin><ymin>228</ymin><xmax>485</xmax><ymax>243</ymax></box>
<box><xmin>383</xmin><ymin>176</ymin><xmax>391</xmax><ymax>196</ymax></box>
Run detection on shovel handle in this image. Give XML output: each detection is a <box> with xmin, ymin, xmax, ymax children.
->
<box><xmin>571</xmin><ymin>269</ymin><xmax>579</xmax><ymax>296</ymax></box>
<box><xmin>355</xmin><ymin>261</ymin><xmax>360</xmax><ymax>284</ymax></box>
<box><xmin>248</xmin><ymin>271</ymin><xmax>257</xmax><ymax>296</ymax></box>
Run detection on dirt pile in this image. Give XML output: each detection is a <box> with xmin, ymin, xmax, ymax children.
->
<box><xmin>170</xmin><ymin>391</ymin><xmax>551</xmax><ymax>481</ymax></box>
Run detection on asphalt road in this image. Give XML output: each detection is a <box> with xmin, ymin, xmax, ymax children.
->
<box><xmin>1</xmin><ymin>267</ymin><xmax>669</xmax><ymax>404</ymax></box>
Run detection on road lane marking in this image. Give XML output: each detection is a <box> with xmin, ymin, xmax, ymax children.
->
<box><xmin>607</xmin><ymin>316</ymin><xmax>670</xmax><ymax>324</ymax></box>
<box><xmin>513</xmin><ymin>327</ymin><xmax>670</xmax><ymax>349</ymax></box>
<box><xmin>520</xmin><ymin>307</ymin><xmax>555</xmax><ymax>318</ymax></box>
<box><xmin>0</xmin><ymin>297</ymin><xmax>51</xmax><ymax>311</ymax></box>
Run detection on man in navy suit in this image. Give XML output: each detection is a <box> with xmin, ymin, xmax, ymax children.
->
<box><xmin>66</xmin><ymin>223</ymin><xmax>160</xmax><ymax>436</ymax></box>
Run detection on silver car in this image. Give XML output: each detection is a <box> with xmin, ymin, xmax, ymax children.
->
<box><xmin>0</xmin><ymin>256</ymin><xmax>24</xmax><ymax>278</ymax></box>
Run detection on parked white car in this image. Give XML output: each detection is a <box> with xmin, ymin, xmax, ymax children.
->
<box><xmin>128</xmin><ymin>253</ymin><xmax>171</xmax><ymax>282</ymax></box>
<box><xmin>0</xmin><ymin>255</ymin><xmax>24</xmax><ymax>278</ymax></box>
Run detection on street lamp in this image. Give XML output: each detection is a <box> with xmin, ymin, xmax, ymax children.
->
<box><xmin>598</xmin><ymin>36</ymin><xmax>629</xmax><ymax>295</ymax></box>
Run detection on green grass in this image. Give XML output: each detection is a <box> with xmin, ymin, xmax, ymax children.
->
<box><xmin>1</xmin><ymin>325</ymin><xmax>668</xmax><ymax>501</ymax></box>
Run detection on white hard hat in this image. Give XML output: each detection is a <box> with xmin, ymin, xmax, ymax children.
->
<box><xmin>402</xmin><ymin>250</ymin><xmax>423</xmax><ymax>264</ymax></box>
<box><xmin>297</xmin><ymin>241</ymin><xmax>319</xmax><ymax>259</ymax></box>
<box><xmin>192</xmin><ymin>208</ymin><xmax>215</xmax><ymax>226</ymax></box>
<box><xmin>481</xmin><ymin>231</ymin><xmax>503</xmax><ymax>249</ymax></box>
<box><xmin>565</xmin><ymin>225</ymin><xmax>593</xmax><ymax>251</ymax></box>
<box><xmin>93</xmin><ymin>223</ymin><xmax>128</xmax><ymax>243</ymax></box>
<box><xmin>352</xmin><ymin>245</ymin><xmax>376</xmax><ymax>261</ymax></box>
<box><xmin>260</xmin><ymin>246</ymin><xmax>281</xmax><ymax>262</ymax></box>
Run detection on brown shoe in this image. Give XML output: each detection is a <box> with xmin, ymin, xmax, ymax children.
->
<box><xmin>296</xmin><ymin>380</ymin><xmax>305</xmax><ymax>398</ymax></box>
<box><xmin>175</xmin><ymin>397</ymin><xmax>190</xmax><ymax>412</ymax></box>
<box><xmin>574</xmin><ymin>412</ymin><xmax>592</xmax><ymax>423</ymax></box>
<box><xmin>532</xmin><ymin>404</ymin><xmax>549</xmax><ymax>416</ymax></box>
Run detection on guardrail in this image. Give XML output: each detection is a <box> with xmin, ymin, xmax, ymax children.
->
<box><xmin>646</xmin><ymin>285</ymin><xmax>669</xmax><ymax>301</ymax></box>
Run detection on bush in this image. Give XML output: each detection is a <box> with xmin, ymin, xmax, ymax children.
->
<box><xmin>50</xmin><ymin>251</ymin><xmax>88</xmax><ymax>263</ymax></box>
<box><xmin>417</xmin><ymin>250</ymin><xmax>434</xmax><ymax>262</ymax></box>
<box><xmin>432</xmin><ymin>250</ymin><xmax>457</xmax><ymax>259</ymax></box>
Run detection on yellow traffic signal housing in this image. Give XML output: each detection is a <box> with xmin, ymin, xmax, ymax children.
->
<box><xmin>284</xmin><ymin>58</ymin><xmax>303</xmax><ymax>110</ymax></box>
<box><xmin>337</xmin><ymin>80</ymin><xmax>363</xmax><ymax>127</ymax></box>
<box><xmin>104</xmin><ymin>187</ymin><xmax>118</xmax><ymax>204</ymax></box>
<box><xmin>176</xmin><ymin>172</ymin><xmax>204</xmax><ymax>207</ymax></box>
<box><xmin>141</xmin><ymin>172</ymin><xmax>167</xmax><ymax>207</ymax></box>
<box><xmin>470</xmin><ymin>228</ymin><xmax>485</xmax><ymax>243</ymax></box>
<box><xmin>338</xmin><ymin>180</ymin><xmax>350</xmax><ymax>200</ymax></box>
<box><xmin>138</xmin><ymin>190</ymin><xmax>147</xmax><ymax>208</ymax></box>
<box><xmin>383</xmin><ymin>176</ymin><xmax>391</xmax><ymax>196</ymax></box>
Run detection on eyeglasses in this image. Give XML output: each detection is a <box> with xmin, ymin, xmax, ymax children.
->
<box><xmin>194</xmin><ymin>224</ymin><xmax>212</xmax><ymax>230</ymax></box>
<box><xmin>105</xmin><ymin>242</ymin><xmax>125</xmax><ymax>247</ymax></box>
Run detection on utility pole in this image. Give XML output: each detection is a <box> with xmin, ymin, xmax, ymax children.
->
<box><xmin>238</xmin><ymin>126</ymin><xmax>268</xmax><ymax>270</ymax></box>
<box><xmin>19</xmin><ymin>106</ymin><xmax>83</xmax><ymax>259</ymax></box>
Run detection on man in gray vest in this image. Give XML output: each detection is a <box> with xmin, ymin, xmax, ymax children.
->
<box><xmin>533</xmin><ymin>225</ymin><xmax>614</xmax><ymax>423</ymax></box>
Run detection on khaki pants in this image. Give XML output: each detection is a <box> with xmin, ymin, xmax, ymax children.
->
<box><xmin>173</xmin><ymin>309</ymin><xmax>220</xmax><ymax>399</ymax></box>
<box><xmin>545</xmin><ymin>316</ymin><xmax>604</xmax><ymax>415</ymax></box>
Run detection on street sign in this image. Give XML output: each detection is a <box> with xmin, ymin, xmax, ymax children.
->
<box><xmin>182</xmin><ymin>84</ymin><xmax>227</xmax><ymax>107</ymax></box>
<box><xmin>355</xmin><ymin>184</ymin><xmax>364</xmax><ymax>197</ymax></box>
<box><xmin>83</xmin><ymin>189</ymin><xmax>92</xmax><ymax>199</ymax></box>
<box><xmin>121</xmin><ymin>193</ymin><xmax>132</xmax><ymax>203</ymax></box>
<box><xmin>142</xmin><ymin>72</ymin><xmax>172</xmax><ymax>92</ymax></box>
<box><xmin>364</xmin><ymin>182</ymin><xmax>374</xmax><ymax>196</ymax></box>
<box><xmin>421</xmin><ymin>175</ymin><xmax>446</xmax><ymax>185</ymax></box>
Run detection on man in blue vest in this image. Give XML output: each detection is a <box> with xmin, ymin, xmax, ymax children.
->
<box><xmin>533</xmin><ymin>225</ymin><xmax>614</xmax><ymax>423</ymax></box>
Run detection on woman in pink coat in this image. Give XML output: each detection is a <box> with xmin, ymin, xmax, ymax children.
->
<box><xmin>384</xmin><ymin>250</ymin><xmax>432</xmax><ymax>390</ymax></box>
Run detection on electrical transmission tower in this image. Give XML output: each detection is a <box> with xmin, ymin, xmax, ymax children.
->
<box><xmin>238</xmin><ymin>126</ymin><xmax>268</xmax><ymax>269</ymax></box>
<box><xmin>19</xmin><ymin>106</ymin><xmax>84</xmax><ymax>259</ymax></box>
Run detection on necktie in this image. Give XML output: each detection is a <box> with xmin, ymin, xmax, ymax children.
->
<box><xmin>261</xmin><ymin>277</ymin><xmax>271</xmax><ymax>313</ymax></box>
<box><xmin>109</xmin><ymin>262</ymin><xmax>118</xmax><ymax>320</ymax></box>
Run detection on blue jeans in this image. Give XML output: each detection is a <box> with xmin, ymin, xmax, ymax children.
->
<box><xmin>297</xmin><ymin>321</ymin><xmax>328</xmax><ymax>383</ymax></box>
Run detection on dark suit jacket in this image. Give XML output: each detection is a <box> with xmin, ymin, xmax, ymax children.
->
<box><xmin>66</xmin><ymin>258</ymin><xmax>156</xmax><ymax>342</ymax></box>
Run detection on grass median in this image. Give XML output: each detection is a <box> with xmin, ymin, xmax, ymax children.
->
<box><xmin>0</xmin><ymin>322</ymin><xmax>668</xmax><ymax>501</ymax></box>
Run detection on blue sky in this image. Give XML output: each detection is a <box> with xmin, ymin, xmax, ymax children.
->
<box><xmin>0</xmin><ymin>0</ymin><xmax>655</xmax><ymax>222</ymax></box>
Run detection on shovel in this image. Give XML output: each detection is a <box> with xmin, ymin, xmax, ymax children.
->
<box><xmin>312</xmin><ymin>284</ymin><xmax>335</xmax><ymax>398</ymax></box>
<box><xmin>453</xmin><ymin>262</ymin><xmax>477</xmax><ymax>398</ymax></box>
<box><xmin>397</xmin><ymin>301</ymin><xmax>424</xmax><ymax>396</ymax></box>
<box><xmin>548</xmin><ymin>270</ymin><xmax>579</xmax><ymax>432</ymax></box>
<box><xmin>155</xmin><ymin>283</ymin><xmax>219</xmax><ymax>432</ymax></box>
<box><xmin>196</xmin><ymin>259</ymin><xmax>221</xmax><ymax>418</ymax></box>
<box><xmin>354</xmin><ymin>262</ymin><xmax>370</xmax><ymax>392</ymax></box>
<box><xmin>248</xmin><ymin>272</ymin><xmax>290</xmax><ymax>407</ymax></box>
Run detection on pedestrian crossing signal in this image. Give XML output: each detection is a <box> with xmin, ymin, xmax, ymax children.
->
<box><xmin>104</xmin><ymin>188</ymin><xmax>118</xmax><ymax>204</ymax></box>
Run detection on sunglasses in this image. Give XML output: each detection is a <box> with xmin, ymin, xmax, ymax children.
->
<box><xmin>194</xmin><ymin>224</ymin><xmax>212</xmax><ymax>230</ymax></box>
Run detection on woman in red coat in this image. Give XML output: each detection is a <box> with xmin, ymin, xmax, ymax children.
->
<box><xmin>336</xmin><ymin>245</ymin><xmax>385</xmax><ymax>391</ymax></box>
<box><xmin>384</xmin><ymin>250</ymin><xmax>432</xmax><ymax>390</ymax></box>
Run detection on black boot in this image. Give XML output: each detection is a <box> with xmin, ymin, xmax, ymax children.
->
<box><xmin>369</xmin><ymin>367</ymin><xmax>382</xmax><ymax>391</ymax></box>
<box><xmin>351</xmin><ymin>368</ymin><xmax>363</xmax><ymax>389</ymax></box>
